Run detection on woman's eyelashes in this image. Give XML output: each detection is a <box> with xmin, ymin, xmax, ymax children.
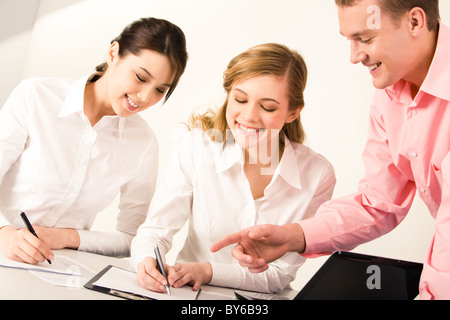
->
<box><xmin>136</xmin><ymin>73</ymin><xmax>147</xmax><ymax>83</ymax></box>
<box><xmin>261</xmin><ymin>105</ymin><xmax>276</xmax><ymax>112</ymax></box>
<box><xmin>234</xmin><ymin>98</ymin><xmax>275</xmax><ymax>112</ymax></box>
<box><xmin>135</xmin><ymin>73</ymin><xmax>166</xmax><ymax>95</ymax></box>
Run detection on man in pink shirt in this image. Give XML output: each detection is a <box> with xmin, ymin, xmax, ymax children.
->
<box><xmin>211</xmin><ymin>0</ymin><xmax>449</xmax><ymax>299</ymax></box>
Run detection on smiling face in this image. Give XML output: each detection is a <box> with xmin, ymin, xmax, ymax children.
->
<box><xmin>226</xmin><ymin>75</ymin><xmax>301</xmax><ymax>151</ymax></box>
<box><xmin>105</xmin><ymin>42</ymin><xmax>175</xmax><ymax>117</ymax></box>
<box><xmin>338</xmin><ymin>0</ymin><xmax>420</xmax><ymax>89</ymax></box>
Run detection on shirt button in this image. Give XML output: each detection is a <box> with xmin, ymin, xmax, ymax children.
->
<box><xmin>410</xmin><ymin>151</ymin><xmax>417</xmax><ymax>158</ymax></box>
<box><xmin>419</xmin><ymin>187</ymin><xmax>426</xmax><ymax>193</ymax></box>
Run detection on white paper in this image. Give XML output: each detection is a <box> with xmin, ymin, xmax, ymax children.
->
<box><xmin>29</xmin><ymin>256</ymin><xmax>95</xmax><ymax>288</ymax></box>
<box><xmin>0</xmin><ymin>252</ymin><xmax>82</xmax><ymax>275</ymax></box>
<box><xmin>0</xmin><ymin>252</ymin><xmax>95</xmax><ymax>287</ymax></box>
<box><xmin>92</xmin><ymin>266</ymin><xmax>199</xmax><ymax>300</ymax></box>
<box><xmin>29</xmin><ymin>269</ymin><xmax>91</xmax><ymax>288</ymax></box>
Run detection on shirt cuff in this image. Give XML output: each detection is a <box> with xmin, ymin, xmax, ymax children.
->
<box><xmin>209</xmin><ymin>262</ymin><xmax>243</xmax><ymax>289</ymax></box>
<box><xmin>77</xmin><ymin>229</ymin><xmax>131</xmax><ymax>257</ymax></box>
<box><xmin>298</xmin><ymin>218</ymin><xmax>334</xmax><ymax>257</ymax></box>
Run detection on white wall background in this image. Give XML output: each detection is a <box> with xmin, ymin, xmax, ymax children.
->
<box><xmin>1</xmin><ymin>0</ymin><xmax>449</xmax><ymax>291</ymax></box>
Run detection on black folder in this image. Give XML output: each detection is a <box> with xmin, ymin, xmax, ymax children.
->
<box><xmin>294</xmin><ymin>251</ymin><xmax>423</xmax><ymax>300</ymax></box>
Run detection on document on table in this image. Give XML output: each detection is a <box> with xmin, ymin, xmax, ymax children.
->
<box><xmin>0</xmin><ymin>252</ymin><xmax>94</xmax><ymax>288</ymax></box>
<box><xmin>86</xmin><ymin>265</ymin><xmax>200</xmax><ymax>300</ymax></box>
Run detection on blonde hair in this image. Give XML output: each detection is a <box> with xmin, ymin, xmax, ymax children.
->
<box><xmin>189</xmin><ymin>43</ymin><xmax>308</xmax><ymax>145</ymax></box>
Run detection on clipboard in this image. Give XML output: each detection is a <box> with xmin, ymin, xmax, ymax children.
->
<box><xmin>84</xmin><ymin>265</ymin><xmax>149</xmax><ymax>300</ymax></box>
<box><xmin>84</xmin><ymin>265</ymin><xmax>201</xmax><ymax>300</ymax></box>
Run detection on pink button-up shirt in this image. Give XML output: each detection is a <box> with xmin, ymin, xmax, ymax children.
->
<box><xmin>300</xmin><ymin>24</ymin><xmax>450</xmax><ymax>300</ymax></box>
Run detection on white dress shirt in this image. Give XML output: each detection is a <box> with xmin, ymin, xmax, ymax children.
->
<box><xmin>0</xmin><ymin>77</ymin><xmax>158</xmax><ymax>257</ymax></box>
<box><xmin>130</xmin><ymin>128</ymin><xmax>336</xmax><ymax>293</ymax></box>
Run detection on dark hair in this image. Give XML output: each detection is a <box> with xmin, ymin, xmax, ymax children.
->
<box><xmin>335</xmin><ymin>0</ymin><xmax>440</xmax><ymax>31</ymax></box>
<box><xmin>95</xmin><ymin>17</ymin><xmax>188</xmax><ymax>102</ymax></box>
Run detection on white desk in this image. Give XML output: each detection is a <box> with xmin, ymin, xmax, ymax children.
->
<box><xmin>0</xmin><ymin>249</ymin><xmax>297</xmax><ymax>300</ymax></box>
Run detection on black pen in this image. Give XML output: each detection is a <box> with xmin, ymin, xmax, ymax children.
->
<box><xmin>154</xmin><ymin>244</ymin><xmax>171</xmax><ymax>296</ymax></box>
<box><xmin>20</xmin><ymin>212</ymin><xmax>52</xmax><ymax>264</ymax></box>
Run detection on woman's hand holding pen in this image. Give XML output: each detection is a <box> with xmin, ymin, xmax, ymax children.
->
<box><xmin>136</xmin><ymin>258</ymin><xmax>213</xmax><ymax>292</ymax></box>
<box><xmin>137</xmin><ymin>257</ymin><xmax>172</xmax><ymax>293</ymax></box>
<box><xmin>0</xmin><ymin>225</ymin><xmax>54</xmax><ymax>264</ymax></box>
<box><xmin>0</xmin><ymin>224</ymin><xmax>80</xmax><ymax>264</ymax></box>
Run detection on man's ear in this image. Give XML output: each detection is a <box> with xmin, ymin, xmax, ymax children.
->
<box><xmin>408</xmin><ymin>7</ymin><xmax>427</xmax><ymax>36</ymax></box>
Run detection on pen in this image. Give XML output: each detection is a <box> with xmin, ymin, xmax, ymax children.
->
<box><xmin>154</xmin><ymin>244</ymin><xmax>171</xmax><ymax>296</ymax></box>
<box><xmin>20</xmin><ymin>212</ymin><xmax>52</xmax><ymax>264</ymax></box>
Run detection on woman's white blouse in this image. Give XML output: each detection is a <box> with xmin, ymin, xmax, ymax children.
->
<box><xmin>131</xmin><ymin>129</ymin><xmax>336</xmax><ymax>293</ymax></box>
<box><xmin>0</xmin><ymin>77</ymin><xmax>158</xmax><ymax>256</ymax></box>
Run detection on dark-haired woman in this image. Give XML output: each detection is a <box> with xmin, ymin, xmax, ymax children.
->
<box><xmin>0</xmin><ymin>18</ymin><xmax>188</xmax><ymax>264</ymax></box>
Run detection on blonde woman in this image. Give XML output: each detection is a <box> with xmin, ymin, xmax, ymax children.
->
<box><xmin>131</xmin><ymin>43</ymin><xmax>336</xmax><ymax>293</ymax></box>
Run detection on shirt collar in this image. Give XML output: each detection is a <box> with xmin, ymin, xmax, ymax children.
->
<box><xmin>420</xmin><ymin>24</ymin><xmax>450</xmax><ymax>101</ymax></box>
<box><xmin>216</xmin><ymin>138</ymin><xmax>244</xmax><ymax>173</ymax></box>
<box><xmin>58</xmin><ymin>75</ymin><xmax>127</xmax><ymax>139</ymax></box>
<box><xmin>385</xmin><ymin>23</ymin><xmax>450</xmax><ymax>103</ymax></box>
<box><xmin>275</xmin><ymin>138</ymin><xmax>302</xmax><ymax>190</ymax></box>
<box><xmin>58</xmin><ymin>76</ymin><xmax>88</xmax><ymax>118</ymax></box>
<box><xmin>215</xmin><ymin>137</ymin><xmax>302</xmax><ymax>190</ymax></box>
<box><xmin>385</xmin><ymin>80</ymin><xmax>409</xmax><ymax>103</ymax></box>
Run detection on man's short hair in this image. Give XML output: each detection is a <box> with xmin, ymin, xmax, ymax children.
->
<box><xmin>335</xmin><ymin>0</ymin><xmax>440</xmax><ymax>31</ymax></box>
